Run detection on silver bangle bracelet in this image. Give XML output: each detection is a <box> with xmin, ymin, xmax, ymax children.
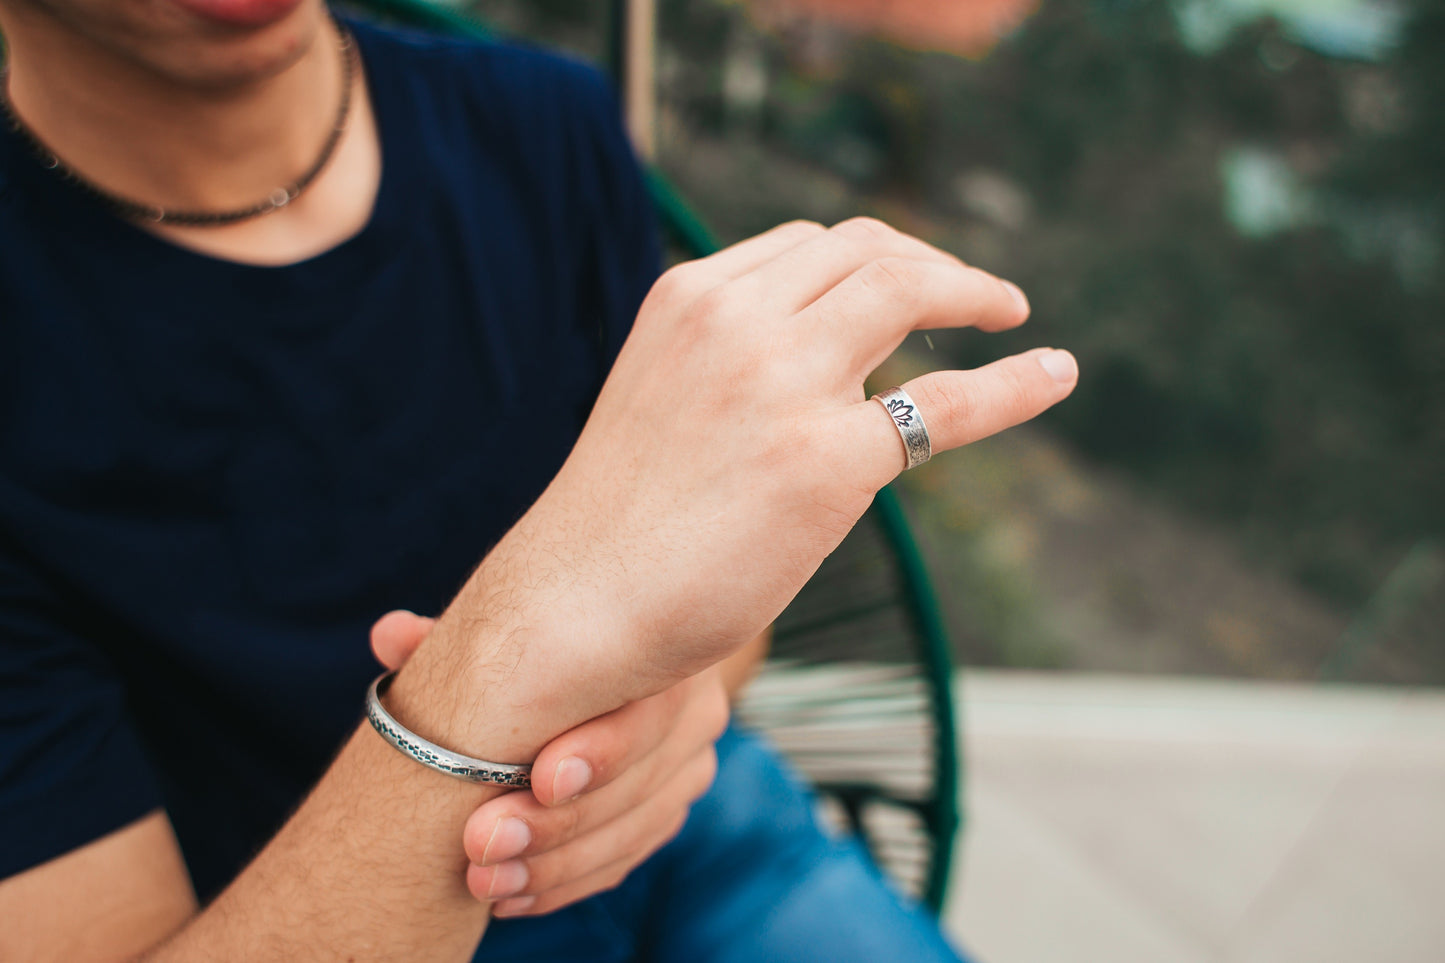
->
<box><xmin>365</xmin><ymin>672</ymin><xmax>533</xmax><ymax>788</ymax></box>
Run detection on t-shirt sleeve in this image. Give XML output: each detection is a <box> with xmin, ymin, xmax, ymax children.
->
<box><xmin>0</xmin><ymin>543</ymin><xmax>162</xmax><ymax>880</ymax></box>
<box><xmin>562</xmin><ymin>64</ymin><xmax>665</xmax><ymax>376</ymax></box>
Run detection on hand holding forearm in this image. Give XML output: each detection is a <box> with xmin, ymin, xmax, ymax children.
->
<box><xmin>371</xmin><ymin>610</ymin><xmax>730</xmax><ymax>920</ymax></box>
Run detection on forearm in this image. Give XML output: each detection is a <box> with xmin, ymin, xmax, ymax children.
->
<box><xmin>148</xmin><ymin>725</ymin><xmax>502</xmax><ymax>961</ymax></box>
<box><xmin>145</xmin><ymin>551</ymin><xmax>619</xmax><ymax>961</ymax></box>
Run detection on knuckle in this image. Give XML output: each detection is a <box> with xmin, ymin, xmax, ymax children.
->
<box><xmin>832</xmin><ymin>216</ymin><xmax>896</xmax><ymax>244</ymax></box>
<box><xmin>686</xmin><ymin>281</ymin><xmax>741</xmax><ymax>336</ymax></box>
<box><xmin>523</xmin><ymin>847</ymin><xmax>588</xmax><ymax>895</ymax></box>
<box><xmin>998</xmin><ymin>365</ymin><xmax>1037</xmax><ymax>413</ymax></box>
<box><xmin>584</xmin><ymin>726</ymin><xmax>630</xmax><ymax>786</ymax></box>
<box><xmin>661</xmin><ymin>811</ymin><xmax>689</xmax><ymax>846</ymax></box>
<box><xmin>913</xmin><ymin>376</ymin><xmax>972</xmax><ymax>426</ymax></box>
<box><xmin>648</xmin><ymin>264</ymin><xmax>688</xmax><ymax>304</ymax></box>
<box><xmin>530</xmin><ymin>796</ymin><xmax>579</xmax><ymax>846</ymax></box>
<box><xmin>600</xmin><ymin>867</ymin><xmax>629</xmax><ymax>895</ymax></box>
<box><xmin>650</xmin><ymin>260</ymin><xmax>709</xmax><ymax>308</ymax></box>
<box><xmin>779</xmin><ymin>218</ymin><xmax>826</xmax><ymax>238</ymax></box>
<box><xmin>512</xmin><ymin>858</ymin><xmax>548</xmax><ymax>895</ymax></box>
<box><xmin>466</xmin><ymin>864</ymin><xmax>488</xmax><ymax>902</ymax></box>
<box><xmin>947</xmin><ymin>365</ymin><xmax>1032</xmax><ymax>423</ymax></box>
<box><xmin>857</xmin><ymin>256</ymin><xmax>924</xmax><ymax>306</ymax></box>
<box><xmin>511</xmin><ymin>896</ymin><xmax>552</xmax><ymax>917</ymax></box>
<box><xmin>554</xmin><ymin>798</ymin><xmax>584</xmax><ymax>842</ymax></box>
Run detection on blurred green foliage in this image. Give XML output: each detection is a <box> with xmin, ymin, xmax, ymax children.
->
<box><xmin>669</xmin><ymin>0</ymin><xmax>1442</xmax><ymax>604</ymax></box>
<box><xmin>949</xmin><ymin>0</ymin><xmax>1443</xmax><ymax>611</ymax></box>
<box><xmin>477</xmin><ymin>0</ymin><xmax>1441</xmax><ymax>676</ymax></box>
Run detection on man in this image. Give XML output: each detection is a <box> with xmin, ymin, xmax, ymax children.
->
<box><xmin>0</xmin><ymin>0</ymin><xmax>1078</xmax><ymax>959</ymax></box>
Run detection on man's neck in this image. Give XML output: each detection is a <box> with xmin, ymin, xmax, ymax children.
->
<box><xmin>2</xmin><ymin>4</ymin><xmax>342</xmax><ymax>215</ymax></box>
<box><xmin>0</xmin><ymin>1</ymin><xmax>382</xmax><ymax>266</ymax></box>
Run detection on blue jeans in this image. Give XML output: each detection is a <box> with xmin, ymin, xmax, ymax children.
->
<box><xmin>475</xmin><ymin>725</ymin><xmax>968</xmax><ymax>962</ymax></box>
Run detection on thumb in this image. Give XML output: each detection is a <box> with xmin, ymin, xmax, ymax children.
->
<box><xmin>369</xmin><ymin>610</ymin><xmax>437</xmax><ymax>671</ymax></box>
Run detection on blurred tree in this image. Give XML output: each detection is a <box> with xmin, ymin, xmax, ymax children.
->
<box><xmin>472</xmin><ymin>0</ymin><xmax>1442</xmax><ymax>679</ymax></box>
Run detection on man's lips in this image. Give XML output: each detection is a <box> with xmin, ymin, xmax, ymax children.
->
<box><xmin>170</xmin><ymin>0</ymin><xmax>305</xmax><ymax>28</ymax></box>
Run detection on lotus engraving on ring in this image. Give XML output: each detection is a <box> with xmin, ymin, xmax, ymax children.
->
<box><xmin>883</xmin><ymin>396</ymin><xmax>916</xmax><ymax>428</ymax></box>
<box><xmin>873</xmin><ymin>386</ymin><xmax>931</xmax><ymax>470</ymax></box>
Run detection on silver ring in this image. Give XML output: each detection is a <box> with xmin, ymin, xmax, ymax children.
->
<box><xmin>872</xmin><ymin>386</ymin><xmax>931</xmax><ymax>470</ymax></box>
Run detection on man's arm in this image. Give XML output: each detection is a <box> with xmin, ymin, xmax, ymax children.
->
<box><xmin>0</xmin><ymin>218</ymin><xmax>1076</xmax><ymax>961</ymax></box>
<box><xmin>0</xmin><ymin>627</ymin><xmax>574</xmax><ymax>962</ymax></box>
<box><xmin>0</xmin><ymin>813</ymin><xmax>195</xmax><ymax>962</ymax></box>
<box><xmin>0</xmin><ymin>628</ymin><xmax>757</xmax><ymax>962</ymax></box>
<box><xmin>0</xmin><ymin>611</ymin><xmax>730</xmax><ymax>963</ymax></box>
<box><xmin>174</xmin><ymin>713</ymin><xmax>525</xmax><ymax>959</ymax></box>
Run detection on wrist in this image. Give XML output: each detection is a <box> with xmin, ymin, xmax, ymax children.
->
<box><xmin>378</xmin><ymin>485</ymin><xmax>673</xmax><ymax>763</ymax></box>
<box><xmin>379</xmin><ymin>620</ymin><xmax>573</xmax><ymax>765</ymax></box>
<box><xmin>381</xmin><ymin>573</ymin><xmax>636</xmax><ymax>765</ymax></box>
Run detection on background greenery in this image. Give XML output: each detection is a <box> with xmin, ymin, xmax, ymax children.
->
<box><xmin>475</xmin><ymin>0</ymin><xmax>1442</xmax><ymax>684</ymax></box>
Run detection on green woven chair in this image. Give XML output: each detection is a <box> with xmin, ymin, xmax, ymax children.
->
<box><xmin>377</xmin><ymin>0</ymin><xmax>961</xmax><ymax>913</ymax></box>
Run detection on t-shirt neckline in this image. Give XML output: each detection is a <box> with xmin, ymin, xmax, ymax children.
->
<box><xmin>0</xmin><ymin>16</ymin><xmax>408</xmax><ymax>276</ymax></box>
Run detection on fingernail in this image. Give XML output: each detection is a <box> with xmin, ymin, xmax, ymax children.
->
<box><xmin>493</xmin><ymin>895</ymin><xmax>537</xmax><ymax>917</ymax></box>
<box><xmin>1038</xmin><ymin>349</ymin><xmax>1077</xmax><ymax>383</ymax></box>
<box><xmin>482</xmin><ymin>817</ymin><xmax>531</xmax><ymax>865</ymax></box>
<box><xmin>552</xmin><ymin>757</ymin><xmax>592</xmax><ymax>803</ymax></box>
<box><xmin>1002</xmin><ymin>280</ymin><xmax>1029</xmax><ymax>314</ymax></box>
<box><xmin>486</xmin><ymin>860</ymin><xmax>529</xmax><ymax>899</ymax></box>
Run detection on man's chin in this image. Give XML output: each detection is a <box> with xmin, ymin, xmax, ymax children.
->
<box><xmin>168</xmin><ymin>0</ymin><xmax>306</xmax><ymax>29</ymax></box>
<box><xmin>148</xmin><ymin>0</ymin><xmax>325</xmax><ymax>88</ymax></box>
<box><xmin>6</xmin><ymin>0</ymin><xmax>328</xmax><ymax>90</ymax></box>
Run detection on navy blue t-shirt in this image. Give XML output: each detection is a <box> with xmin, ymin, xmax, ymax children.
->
<box><xmin>0</xmin><ymin>17</ymin><xmax>660</xmax><ymax>901</ymax></box>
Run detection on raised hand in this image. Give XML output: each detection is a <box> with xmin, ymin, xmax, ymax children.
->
<box><xmin>390</xmin><ymin>218</ymin><xmax>1077</xmax><ymax>755</ymax></box>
